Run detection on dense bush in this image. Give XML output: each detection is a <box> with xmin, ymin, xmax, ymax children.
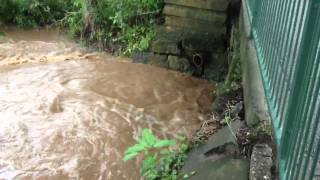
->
<box><xmin>0</xmin><ymin>0</ymin><xmax>72</xmax><ymax>27</ymax></box>
<box><xmin>0</xmin><ymin>0</ymin><xmax>163</xmax><ymax>55</ymax></box>
<box><xmin>72</xmin><ymin>0</ymin><xmax>162</xmax><ymax>55</ymax></box>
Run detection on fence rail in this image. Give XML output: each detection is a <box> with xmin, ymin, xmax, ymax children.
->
<box><xmin>244</xmin><ymin>0</ymin><xmax>320</xmax><ymax>179</ymax></box>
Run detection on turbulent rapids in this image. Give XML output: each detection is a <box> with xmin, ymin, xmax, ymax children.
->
<box><xmin>0</xmin><ymin>28</ymin><xmax>215</xmax><ymax>179</ymax></box>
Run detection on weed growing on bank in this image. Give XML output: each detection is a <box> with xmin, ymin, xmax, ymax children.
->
<box><xmin>0</xmin><ymin>0</ymin><xmax>163</xmax><ymax>55</ymax></box>
<box><xmin>224</xmin><ymin>21</ymin><xmax>241</xmax><ymax>92</ymax></box>
<box><xmin>124</xmin><ymin>129</ymin><xmax>194</xmax><ymax>180</ymax></box>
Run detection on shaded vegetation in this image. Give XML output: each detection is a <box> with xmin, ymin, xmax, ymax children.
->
<box><xmin>224</xmin><ymin>21</ymin><xmax>241</xmax><ymax>92</ymax></box>
<box><xmin>0</xmin><ymin>0</ymin><xmax>163</xmax><ymax>55</ymax></box>
<box><xmin>0</xmin><ymin>0</ymin><xmax>71</xmax><ymax>27</ymax></box>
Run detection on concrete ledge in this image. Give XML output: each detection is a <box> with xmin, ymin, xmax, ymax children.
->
<box><xmin>151</xmin><ymin>38</ymin><xmax>181</xmax><ymax>55</ymax></box>
<box><xmin>155</xmin><ymin>26</ymin><xmax>225</xmax><ymax>43</ymax></box>
<box><xmin>163</xmin><ymin>4</ymin><xmax>226</xmax><ymax>24</ymax></box>
<box><xmin>165</xmin><ymin>16</ymin><xmax>226</xmax><ymax>35</ymax></box>
<box><xmin>164</xmin><ymin>0</ymin><xmax>230</xmax><ymax>12</ymax></box>
<box><xmin>240</xmin><ymin>6</ymin><xmax>271</xmax><ymax>127</ymax></box>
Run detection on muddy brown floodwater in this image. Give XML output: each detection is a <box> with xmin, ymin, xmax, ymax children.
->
<box><xmin>0</xmin><ymin>28</ymin><xmax>215</xmax><ymax>180</ymax></box>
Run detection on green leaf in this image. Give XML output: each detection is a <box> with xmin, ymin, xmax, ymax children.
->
<box><xmin>137</xmin><ymin>136</ymin><xmax>148</xmax><ymax>148</ymax></box>
<box><xmin>125</xmin><ymin>144</ymin><xmax>146</xmax><ymax>154</ymax></box>
<box><xmin>154</xmin><ymin>140</ymin><xmax>176</xmax><ymax>148</ymax></box>
<box><xmin>141</xmin><ymin>128</ymin><xmax>158</xmax><ymax>147</ymax></box>
<box><xmin>142</xmin><ymin>155</ymin><xmax>157</xmax><ymax>170</ymax></box>
<box><xmin>123</xmin><ymin>152</ymin><xmax>139</xmax><ymax>162</ymax></box>
<box><xmin>0</xmin><ymin>32</ymin><xmax>5</xmax><ymax>36</ymax></box>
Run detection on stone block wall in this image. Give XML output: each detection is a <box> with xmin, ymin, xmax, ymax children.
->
<box><xmin>134</xmin><ymin>0</ymin><xmax>238</xmax><ymax>82</ymax></box>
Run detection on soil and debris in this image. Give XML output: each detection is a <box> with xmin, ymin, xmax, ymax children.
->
<box><xmin>191</xmin><ymin>88</ymin><xmax>244</xmax><ymax>144</ymax></box>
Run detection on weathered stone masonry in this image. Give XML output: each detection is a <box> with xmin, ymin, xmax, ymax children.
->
<box><xmin>134</xmin><ymin>0</ymin><xmax>238</xmax><ymax>81</ymax></box>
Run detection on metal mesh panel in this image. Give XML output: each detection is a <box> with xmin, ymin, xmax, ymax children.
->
<box><xmin>244</xmin><ymin>0</ymin><xmax>320</xmax><ymax>179</ymax></box>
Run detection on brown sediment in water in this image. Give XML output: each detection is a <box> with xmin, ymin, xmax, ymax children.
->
<box><xmin>0</xmin><ymin>29</ymin><xmax>216</xmax><ymax>179</ymax></box>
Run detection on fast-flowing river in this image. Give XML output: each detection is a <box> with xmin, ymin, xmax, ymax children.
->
<box><xmin>0</xmin><ymin>28</ymin><xmax>215</xmax><ymax>179</ymax></box>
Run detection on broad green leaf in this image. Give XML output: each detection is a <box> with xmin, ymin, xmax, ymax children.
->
<box><xmin>123</xmin><ymin>152</ymin><xmax>139</xmax><ymax>162</ymax></box>
<box><xmin>153</xmin><ymin>140</ymin><xmax>176</xmax><ymax>148</ymax></box>
<box><xmin>125</xmin><ymin>144</ymin><xmax>146</xmax><ymax>154</ymax></box>
<box><xmin>137</xmin><ymin>136</ymin><xmax>148</xmax><ymax>148</ymax></box>
<box><xmin>141</xmin><ymin>128</ymin><xmax>157</xmax><ymax>147</ymax></box>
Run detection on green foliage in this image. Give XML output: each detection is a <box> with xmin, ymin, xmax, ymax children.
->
<box><xmin>58</xmin><ymin>0</ymin><xmax>87</xmax><ymax>38</ymax></box>
<box><xmin>0</xmin><ymin>0</ymin><xmax>72</xmax><ymax>28</ymax></box>
<box><xmin>106</xmin><ymin>0</ymin><xmax>162</xmax><ymax>55</ymax></box>
<box><xmin>124</xmin><ymin>129</ymin><xmax>191</xmax><ymax>180</ymax></box>
<box><xmin>224</xmin><ymin>22</ymin><xmax>242</xmax><ymax>92</ymax></box>
<box><xmin>0</xmin><ymin>0</ymin><xmax>162</xmax><ymax>55</ymax></box>
<box><xmin>116</xmin><ymin>26</ymin><xmax>155</xmax><ymax>55</ymax></box>
<box><xmin>60</xmin><ymin>0</ymin><xmax>162</xmax><ymax>55</ymax></box>
<box><xmin>256</xmin><ymin>120</ymin><xmax>272</xmax><ymax>137</ymax></box>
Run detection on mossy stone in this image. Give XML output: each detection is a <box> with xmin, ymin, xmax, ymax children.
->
<box><xmin>168</xmin><ymin>56</ymin><xmax>190</xmax><ymax>71</ymax></box>
<box><xmin>151</xmin><ymin>38</ymin><xmax>181</xmax><ymax>55</ymax></box>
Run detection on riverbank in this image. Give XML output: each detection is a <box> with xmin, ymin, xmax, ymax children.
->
<box><xmin>0</xmin><ymin>0</ymin><xmax>163</xmax><ymax>56</ymax></box>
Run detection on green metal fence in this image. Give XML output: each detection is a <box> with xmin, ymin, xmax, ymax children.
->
<box><xmin>244</xmin><ymin>0</ymin><xmax>320</xmax><ymax>179</ymax></box>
